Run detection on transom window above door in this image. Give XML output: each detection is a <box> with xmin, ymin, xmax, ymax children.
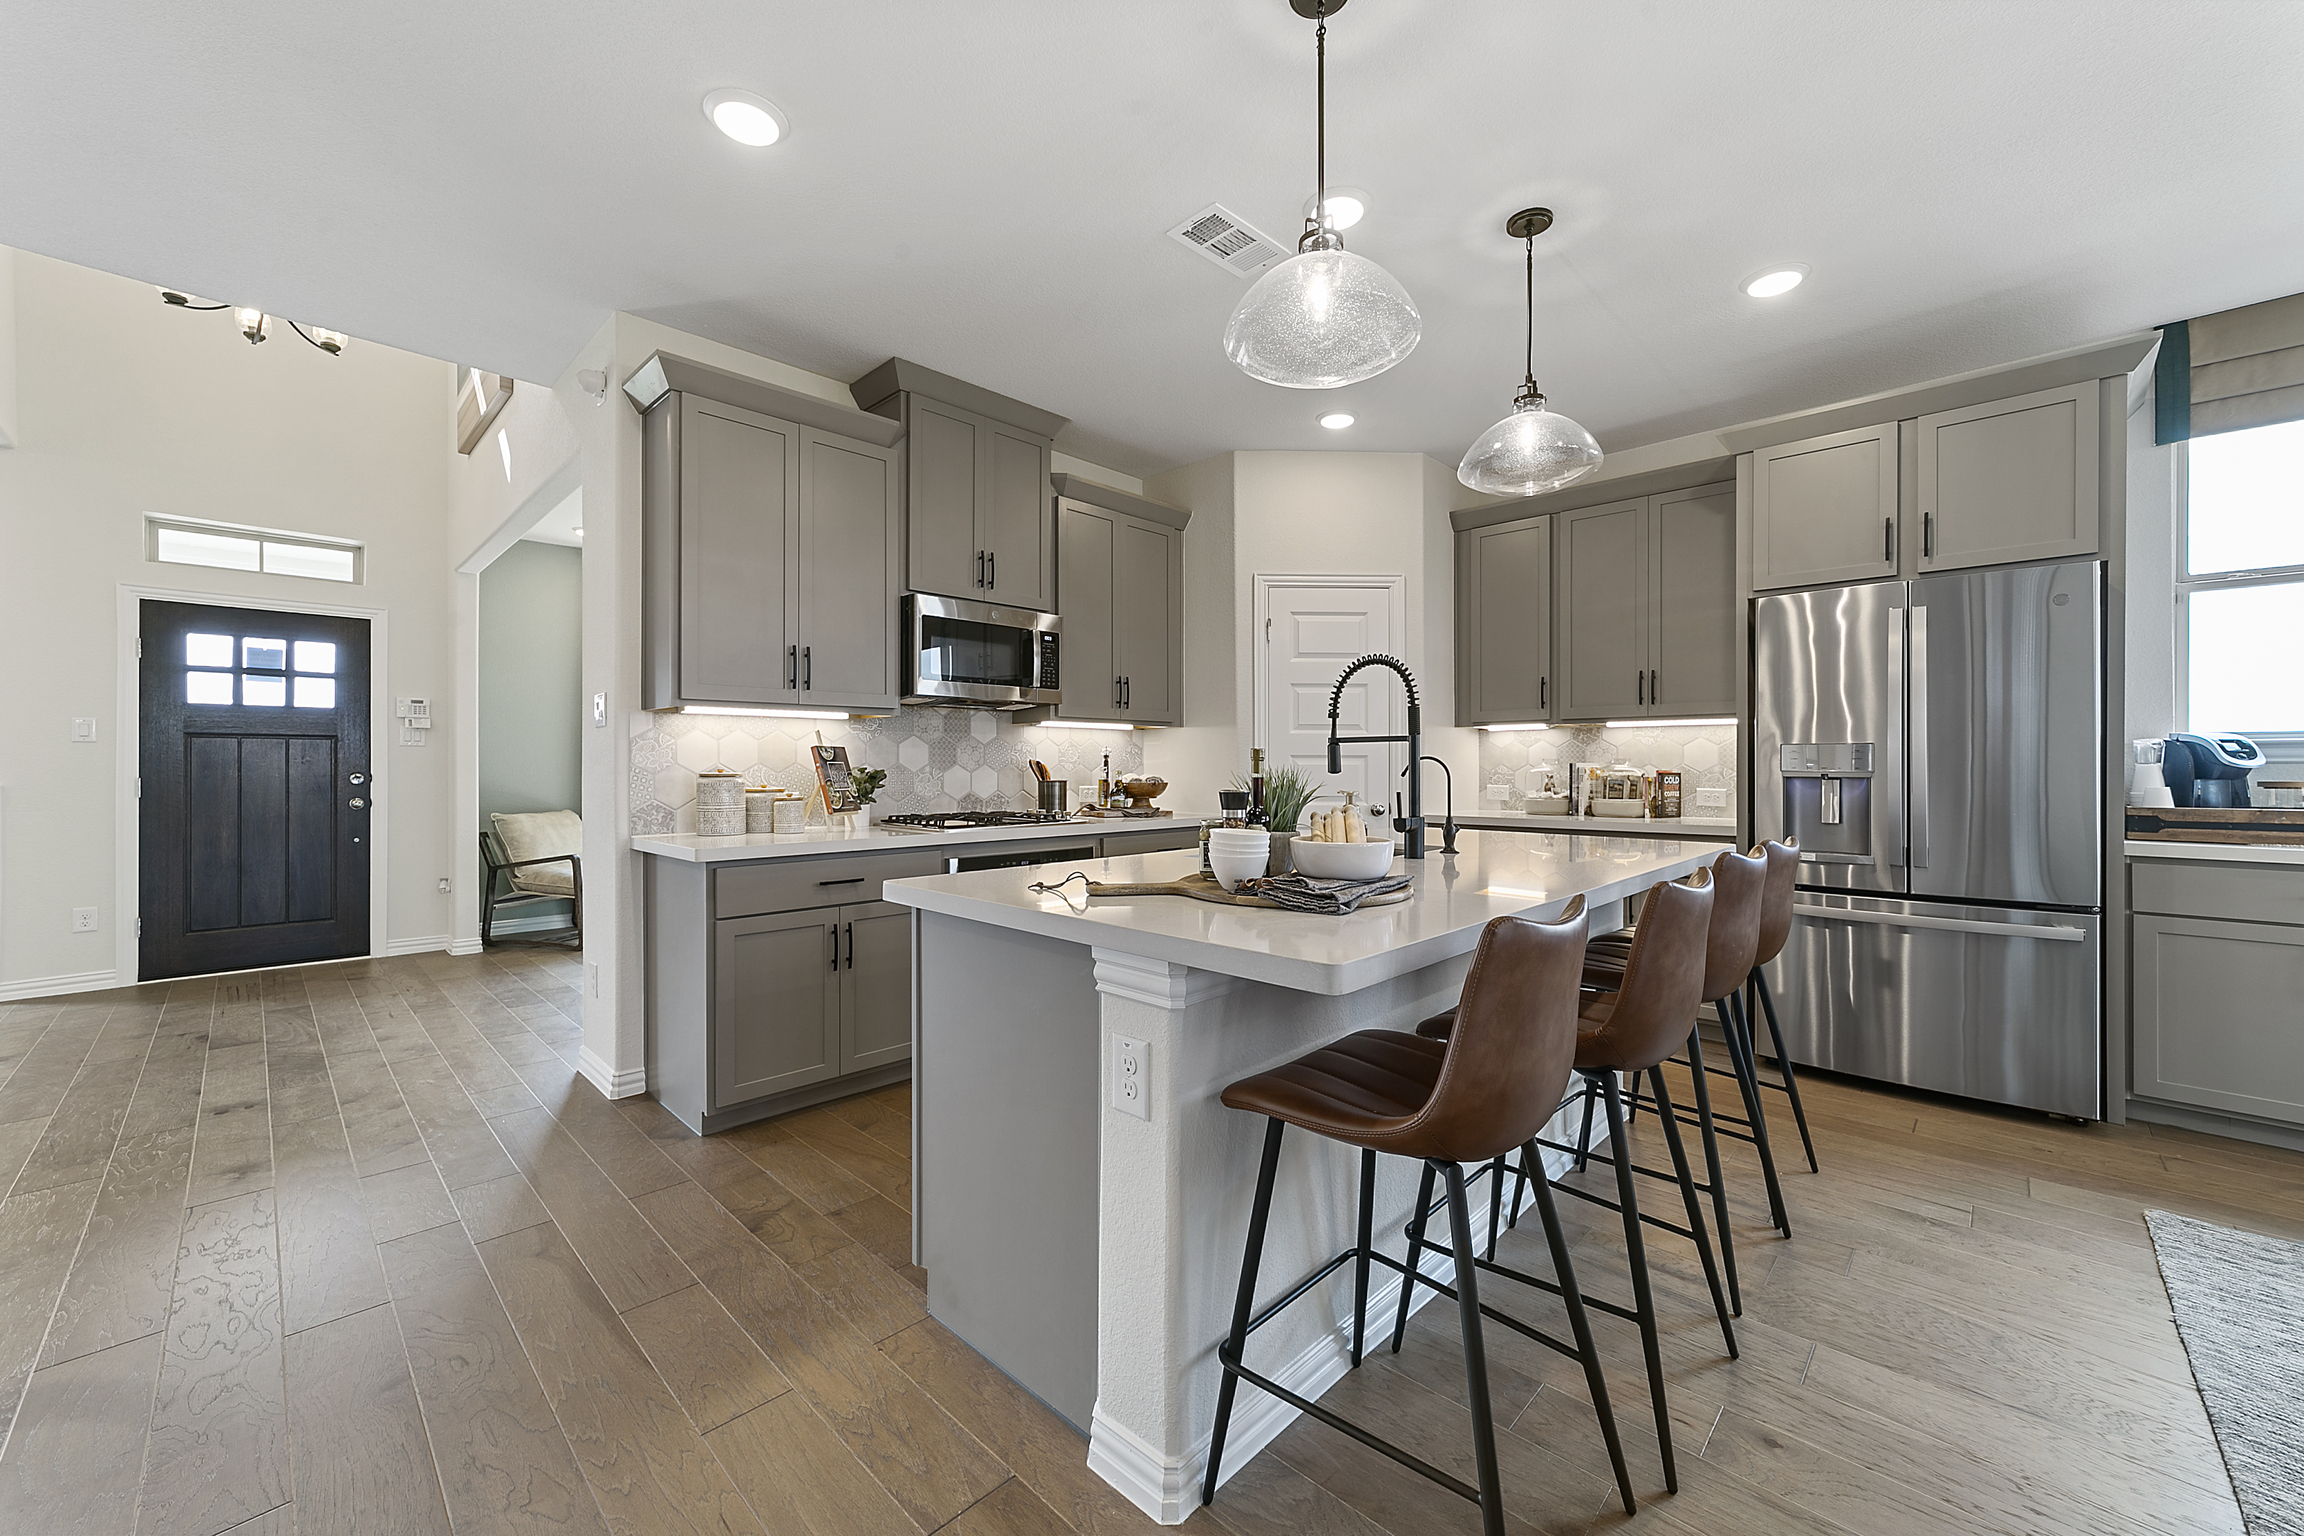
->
<box><xmin>183</xmin><ymin>628</ymin><xmax>339</xmax><ymax>708</ymax></box>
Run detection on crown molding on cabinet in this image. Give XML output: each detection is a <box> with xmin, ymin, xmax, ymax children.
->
<box><xmin>1450</xmin><ymin>456</ymin><xmax>1736</xmax><ymax>533</ymax></box>
<box><xmin>849</xmin><ymin>356</ymin><xmax>1071</xmax><ymax>441</ymax></box>
<box><xmin>1049</xmin><ymin>472</ymin><xmax>1192</xmax><ymax>530</ymax></box>
<box><xmin>622</xmin><ymin>351</ymin><xmax>906</xmax><ymax>447</ymax></box>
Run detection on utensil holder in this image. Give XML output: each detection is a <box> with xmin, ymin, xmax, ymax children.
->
<box><xmin>1038</xmin><ymin>779</ymin><xmax>1068</xmax><ymax>813</ymax></box>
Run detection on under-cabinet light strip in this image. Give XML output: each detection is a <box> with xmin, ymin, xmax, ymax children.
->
<box><xmin>669</xmin><ymin>706</ymin><xmax>852</xmax><ymax>720</ymax></box>
<box><xmin>1603</xmin><ymin>717</ymin><xmax>1738</xmax><ymax>729</ymax></box>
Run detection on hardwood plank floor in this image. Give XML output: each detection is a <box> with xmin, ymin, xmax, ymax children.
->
<box><xmin>0</xmin><ymin>951</ymin><xmax>2268</xmax><ymax>1535</ymax></box>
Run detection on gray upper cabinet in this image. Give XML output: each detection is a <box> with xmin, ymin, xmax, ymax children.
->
<box><xmin>1650</xmin><ymin>483</ymin><xmax>1737</xmax><ymax>717</ymax></box>
<box><xmin>1750</xmin><ymin>421</ymin><xmax>1900</xmax><ymax>591</ymax></box>
<box><xmin>639</xmin><ymin>358</ymin><xmax>905</xmax><ymax>714</ymax></box>
<box><xmin>1555</xmin><ymin>499</ymin><xmax>1649</xmax><ymax>720</ymax></box>
<box><xmin>852</xmin><ymin>359</ymin><xmax>1070</xmax><ymax>612</ymax></box>
<box><xmin>1916</xmin><ymin>381</ymin><xmax>2100</xmax><ymax>571</ymax></box>
<box><xmin>1034</xmin><ymin>478</ymin><xmax>1189</xmax><ymax>728</ymax></box>
<box><xmin>1454</xmin><ymin>514</ymin><xmax>1552</xmax><ymax>726</ymax></box>
<box><xmin>1549</xmin><ymin>481</ymin><xmax>1737</xmax><ymax>722</ymax></box>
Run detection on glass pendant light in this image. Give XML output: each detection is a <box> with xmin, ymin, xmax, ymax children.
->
<box><xmin>1223</xmin><ymin>0</ymin><xmax>1419</xmax><ymax>390</ymax></box>
<box><xmin>1457</xmin><ymin>208</ymin><xmax>1603</xmax><ymax>497</ymax></box>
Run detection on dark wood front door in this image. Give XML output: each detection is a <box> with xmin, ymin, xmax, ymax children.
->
<box><xmin>139</xmin><ymin>600</ymin><xmax>372</xmax><ymax>980</ymax></box>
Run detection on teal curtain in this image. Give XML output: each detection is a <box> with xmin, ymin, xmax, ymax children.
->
<box><xmin>2155</xmin><ymin>321</ymin><xmax>2189</xmax><ymax>446</ymax></box>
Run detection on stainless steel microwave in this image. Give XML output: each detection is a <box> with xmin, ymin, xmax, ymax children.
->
<box><xmin>901</xmin><ymin>593</ymin><xmax>1060</xmax><ymax>710</ymax></box>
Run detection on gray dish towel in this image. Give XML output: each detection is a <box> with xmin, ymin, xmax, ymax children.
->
<box><xmin>1241</xmin><ymin>872</ymin><xmax>1414</xmax><ymax>914</ymax></box>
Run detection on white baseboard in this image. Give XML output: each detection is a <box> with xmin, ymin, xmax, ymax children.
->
<box><xmin>447</xmin><ymin>937</ymin><xmax>484</xmax><ymax>957</ymax></box>
<box><xmin>383</xmin><ymin>934</ymin><xmax>453</xmax><ymax>957</ymax></box>
<box><xmin>1088</xmin><ymin>1246</ymin><xmax>1458</xmax><ymax>1524</ymax></box>
<box><xmin>578</xmin><ymin>1044</ymin><xmax>646</xmax><ymax>1100</ymax></box>
<box><xmin>0</xmin><ymin>968</ymin><xmax>123</xmax><ymax>1003</ymax></box>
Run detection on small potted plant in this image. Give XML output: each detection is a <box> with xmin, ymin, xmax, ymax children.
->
<box><xmin>850</xmin><ymin>766</ymin><xmax>888</xmax><ymax>828</ymax></box>
<box><xmin>1231</xmin><ymin>763</ymin><xmax>1316</xmax><ymax>874</ymax></box>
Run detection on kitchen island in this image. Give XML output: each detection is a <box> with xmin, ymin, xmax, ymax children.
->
<box><xmin>882</xmin><ymin>828</ymin><xmax>1717</xmax><ymax>1523</ymax></box>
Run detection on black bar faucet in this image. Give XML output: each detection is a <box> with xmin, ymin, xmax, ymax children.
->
<box><xmin>1325</xmin><ymin>654</ymin><xmax>1426</xmax><ymax>859</ymax></box>
<box><xmin>1403</xmin><ymin>755</ymin><xmax>1459</xmax><ymax>854</ymax></box>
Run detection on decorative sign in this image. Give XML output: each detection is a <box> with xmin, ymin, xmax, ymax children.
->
<box><xmin>811</xmin><ymin>744</ymin><xmax>862</xmax><ymax>814</ymax></box>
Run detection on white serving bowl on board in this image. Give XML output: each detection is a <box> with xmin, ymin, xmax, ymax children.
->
<box><xmin>1289</xmin><ymin>838</ymin><xmax>1396</xmax><ymax>881</ymax></box>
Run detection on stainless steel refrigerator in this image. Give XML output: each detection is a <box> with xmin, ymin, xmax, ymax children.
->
<box><xmin>1753</xmin><ymin>559</ymin><xmax>2103</xmax><ymax>1119</ymax></box>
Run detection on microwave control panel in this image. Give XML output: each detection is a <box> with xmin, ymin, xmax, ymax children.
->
<box><xmin>1037</xmin><ymin>633</ymin><xmax>1060</xmax><ymax>691</ymax></box>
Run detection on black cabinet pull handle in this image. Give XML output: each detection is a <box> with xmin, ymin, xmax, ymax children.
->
<box><xmin>802</xmin><ymin>647</ymin><xmax>811</xmax><ymax>689</ymax></box>
<box><xmin>1923</xmin><ymin>511</ymin><xmax>1934</xmax><ymax>559</ymax></box>
<box><xmin>987</xmin><ymin>551</ymin><xmax>996</xmax><ymax>589</ymax></box>
<box><xmin>1637</xmin><ymin>670</ymin><xmax>1645</xmax><ymax>706</ymax></box>
<box><xmin>788</xmin><ymin>645</ymin><xmax>798</xmax><ymax>689</ymax></box>
<box><xmin>1122</xmin><ymin>675</ymin><xmax>1130</xmax><ymax>710</ymax></box>
<box><xmin>844</xmin><ymin>922</ymin><xmax>855</xmax><ymax>969</ymax></box>
<box><xmin>1650</xmin><ymin>668</ymin><xmax>1658</xmax><ymax>704</ymax></box>
<box><xmin>817</xmin><ymin>877</ymin><xmax>865</xmax><ymax>886</ymax></box>
<box><xmin>1885</xmin><ymin>516</ymin><xmax>1894</xmax><ymax>564</ymax></box>
<box><xmin>976</xmin><ymin>551</ymin><xmax>985</xmax><ymax>588</ymax></box>
<box><xmin>829</xmin><ymin>928</ymin><xmax>839</xmax><ymax>970</ymax></box>
<box><xmin>1115</xmin><ymin>674</ymin><xmax>1123</xmax><ymax>710</ymax></box>
<box><xmin>1540</xmin><ymin>676</ymin><xmax>1547</xmax><ymax>710</ymax></box>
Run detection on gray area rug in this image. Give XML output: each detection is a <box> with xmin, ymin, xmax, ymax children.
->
<box><xmin>2147</xmin><ymin>1209</ymin><xmax>2304</xmax><ymax>1535</ymax></box>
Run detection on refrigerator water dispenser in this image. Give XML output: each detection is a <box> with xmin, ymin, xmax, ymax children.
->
<box><xmin>1780</xmin><ymin>743</ymin><xmax>1875</xmax><ymax>862</ymax></box>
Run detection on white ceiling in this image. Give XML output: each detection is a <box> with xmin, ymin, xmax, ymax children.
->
<box><xmin>7</xmin><ymin>2</ymin><xmax>2302</xmax><ymax>480</ymax></box>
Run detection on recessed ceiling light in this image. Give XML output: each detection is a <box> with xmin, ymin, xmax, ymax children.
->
<box><xmin>1319</xmin><ymin>412</ymin><xmax>1355</xmax><ymax>430</ymax></box>
<box><xmin>1301</xmin><ymin>186</ymin><xmax>1369</xmax><ymax>231</ymax></box>
<box><xmin>1742</xmin><ymin>265</ymin><xmax>1808</xmax><ymax>299</ymax></box>
<box><xmin>703</xmin><ymin>89</ymin><xmax>788</xmax><ymax>148</ymax></box>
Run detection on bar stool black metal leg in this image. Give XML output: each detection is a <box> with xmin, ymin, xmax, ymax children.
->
<box><xmin>1596</xmin><ymin>1073</ymin><xmax>1673</xmax><ymax>1494</ymax></box>
<box><xmin>1753</xmin><ymin>970</ymin><xmax>1819</xmax><ymax>1172</ymax></box>
<box><xmin>1681</xmin><ymin>1027</ymin><xmax>1741</xmax><ymax>1314</ymax></box>
<box><xmin>1390</xmin><ymin>1161</ymin><xmax>1438</xmax><ymax>1354</ymax></box>
<box><xmin>1520</xmin><ymin>1135</ymin><xmax>1638</xmax><ymax>1515</ymax></box>
<box><xmin>1648</xmin><ymin>1064</ymin><xmax>1737</xmax><ymax>1359</ymax></box>
<box><xmin>1352</xmin><ymin>1148</ymin><xmax>1376</xmax><ymax>1368</ymax></box>
<box><xmin>1719</xmin><ymin>996</ymin><xmax>1791</xmax><ymax>1237</ymax></box>
<box><xmin>1204</xmin><ymin>1117</ymin><xmax>1285</xmax><ymax>1508</ymax></box>
<box><xmin>1485</xmin><ymin>1155</ymin><xmax>1507</xmax><ymax>1261</ymax></box>
<box><xmin>1573</xmin><ymin>1079</ymin><xmax>1599</xmax><ymax>1173</ymax></box>
<box><xmin>1440</xmin><ymin>1161</ymin><xmax>1509</xmax><ymax>1536</ymax></box>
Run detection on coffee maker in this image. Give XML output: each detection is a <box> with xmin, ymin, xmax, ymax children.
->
<box><xmin>2163</xmin><ymin>733</ymin><xmax>2265</xmax><ymax>808</ymax></box>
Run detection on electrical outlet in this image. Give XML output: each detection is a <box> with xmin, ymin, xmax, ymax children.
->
<box><xmin>1694</xmin><ymin>788</ymin><xmax>1728</xmax><ymax>811</ymax></box>
<box><xmin>437</xmin><ymin>877</ymin><xmax>452</xmax><ymax>894</ymax></box>
<box><xmin>1112</xmin><ymin>1035</ymin><xmax>1150</xmax><ymax>1121</ymax></box>
<box><xmin>71</xmin><ymin>907</ymin><xmax>98</xmax><ymax>934</ymax></box>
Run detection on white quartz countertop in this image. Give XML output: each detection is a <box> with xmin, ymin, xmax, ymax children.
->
<box><xmin>882</xmin><ymin>827</ymin><xmax>1717</xmax><ymax>995</ymax></box>
<box><xmin>1458</xmin><ymin>812</ymin><xmax>1739</xmax><ymax>840</ymax></box>
<box><xmin>632</xmin><ymin>814</ymin><xmax>1208</xmax><ymax>864</ymax></box>
<box><xmin>2125</xmin><ymin>839</ymin><xmax>2304</xmax><ymax>867</ymax></box>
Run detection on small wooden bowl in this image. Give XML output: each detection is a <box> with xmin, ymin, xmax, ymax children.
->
<box><xmin>1120</xmin><ymin>777</ymin><xmax>1168</xmax><ymax>808</ymax></box>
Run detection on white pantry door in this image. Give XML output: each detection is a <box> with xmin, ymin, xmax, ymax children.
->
<box><xmin>1256</xmin><ymin>577</ymin><xmax>1406</xmax><ymax>814</ymax></box>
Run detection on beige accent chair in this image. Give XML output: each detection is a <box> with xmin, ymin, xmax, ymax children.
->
<box><xmin>481</xmin><ymin>810</ymin><xmax>582</xmax><ymax>948</ymax></box>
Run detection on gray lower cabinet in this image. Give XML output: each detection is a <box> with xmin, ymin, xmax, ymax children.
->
<box><xmin>713</xmin><ymin>908</ymin><xmax>843</xmax><ymax>1103</ymax></box>
<box><xmin>2132</xmin><ymin>859</ymin><xmax>2304</xmax><ymax>1128</ymax></box>
<box><xmin>1750</xmin><ymin>421</ymin><xmax>1901</xmax><ymax>591</ymax></box>
<box><xmin>1455</xmin><ymin>513</ymin><xmax>1551</xmax><ymax>726</ymax></box>
<box><xmin>643</xmin><ymin>389</ymin><xmax>902</xmax><ymax>713</ymax></box>
<box><xmin>840</xmin><ymin>900</ymin><xmax>914</xmax><ymax>1072</ymax></box>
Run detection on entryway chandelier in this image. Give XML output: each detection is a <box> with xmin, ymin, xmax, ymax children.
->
<box><xmin>1222</xmin><ymin>0</ymin><xmax>1420</xmax><ymax>390</ymax></box>
<box><xmin>158</xmin><ymin>288</ymin><xmax>348</xmax><ymax>355</ymax></box>
<box><xmin>1456</xmin><ymin>208</ymin><xmax>1602</xmax><ymax>497</ymax></box>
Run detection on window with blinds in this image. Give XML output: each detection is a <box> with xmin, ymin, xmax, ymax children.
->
<box><xmin>2181</xmin><ymin>418</ymin><xmax>2304</xmax><ymax>738</ymax></box>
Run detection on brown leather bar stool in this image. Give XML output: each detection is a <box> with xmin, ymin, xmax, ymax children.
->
<box><xmin>1580</xmin><ymin>846</ymin><xmax>1790</xmax><ymax>1312</ymax></box>
<box><xmin>1407</xmin><ymin>871</ymin><xmax>1733</xmax><ymax>1495</ymax></box>
<box><xmin>1203</xmin><ymin>902</ymin><xmax>1638</xmax><ymax>1533</ymax></box>
<box><xmin>1745</xmin><ymin>838</ymin><xmax>1819</xmax><ymax>1172</ymax></box>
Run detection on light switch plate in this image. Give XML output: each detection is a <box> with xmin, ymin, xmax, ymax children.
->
<box><xmin>592</xmin><ymin>691</ymin><xmax>608</xmax><ymax>728</ymax></box>
<box><xmin>70</xmin><ymin>718</ymin><xmax>97</xmax><ymax>743</ymax></box>
<box><xmin>1112</xmin><ymin>1035</ymin><xmax>1150</xmax><ymax>1121</ymax></box>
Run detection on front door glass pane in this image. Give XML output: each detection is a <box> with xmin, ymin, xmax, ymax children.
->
<box><xmin>243</xmin><ymin>637</ymin><xmax>288</xmax><ymax>671</ymax></box>
<box><xmin>186</xmin><ymin>671</ymin><xmax>234</xmax><ymax>705</ymax></box>
<box><xmin>292</xmin><ymin>677</ymin><xmax>336</xmax><ymax>709</ymax></box>
<box><xmin>243</xmin><ymin>675</ymin><xmax>287</xmax><ymax>707</ymax></box>
<box><xmin>293</xmin><ymin>640</ymin><xmax>337</xmax><ymax>674</ymax></box>
<box><xmin>185</xmin><ymin>633</ymin><xmax>234</xmax><ymax>667</ymax></box>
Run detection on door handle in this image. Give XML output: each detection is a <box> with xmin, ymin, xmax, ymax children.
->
<box><xmin>1887</xmin><ymin>606</ymin><xmax>1906</xmax><ymax>869</ymax></box>
<box><xmin>1122</xmin><ymin>675</ymin><xmax>1130</xmax><ymax>710</ymax></box>
<box><xmin>348</xmin><ymin>773</ymin><xmax>365</xmax><ymax>785</ymax></box>
<box><xmin>844</xmin><ymin>921</ymin><xmax>855</xmax><ymax>969</ymax></box>
<box><xmin>1540</xmin><ymin>676</ymin><xmax>1547</xmax><ymax>711</ymax></box>
<box><xmin>1637</xmin><ymin>670</ymin><xmax>1645</xmax><ymax>706</ymax></box>
<box><xmin>829</xmin><ymin>928</ymin><xmax>839</xmax><ymax>970</ymax></box>
<box><xmin>1650</xmin><ymin>668</ymin><xmax>1659</xmax><ymax>705</ymax></box>
<box><xmin>802</xmin><ymin>647</ymin><xmax>812</xmax><ymax>690</ymax></box>
<box><xmin>348</xmin><ymin>798</ymin><xmax>366</xmax><ymax>809</ymax></box>
<box><xmin>1923</xmin><ymin>511</ymin><xmax>1935</xmax><ymax>560</ymax></box>
<box><xmin>1115</xmin><ymin>675</ymin><xmax>1123</xmax><ymax>710</ymax></box>
<box><xmin>987</xmin><ymin>551</ymin><xmax>995</xmax><ymax>590</ymax></box>
<box><xmin>1908</xmin><ymin>605</ymin><xmax>1929</xmax><ymax>869</ymax></box>
<box><xmin>1791</xmin><ymin>904</ymin><xmax>2086</xmax><ymax>942</ymax></box>
<box><xmin>1885</xmin><ymin>517</ymin><xmax>1895</xmax><ymax>564</ymax></box>
<box><xmin>788</xmin><ymin>645</ymin><xmax>798</xmax><ymax>689</ymax></box>
<box><xmin>976</xmin><ymin>551</ymin><xmax>985</xmax><ymax>588</ymax></box>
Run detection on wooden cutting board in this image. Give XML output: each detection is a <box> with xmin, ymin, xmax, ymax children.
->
<box><xmin>2127</xmin><ymin>807</ymin><xmax>2304</xmax><ymax>846</ymax></box>
<box><xmin>1082</xmin><ymin>871</ymin><xmax>1411</xmax><ymax>910</ymax></box>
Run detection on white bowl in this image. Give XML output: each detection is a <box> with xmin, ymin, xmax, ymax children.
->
<box><xmin>1206</xmin><ymin>829</ymin><xmax>1271</xmax><ymax>851</ymax></box>
<box><xmin>1208</xmin><ymin>847</ymin><xmax>1268</xmax><ymax>893</ymax></box>
<box><xmin>1290</xmin><ymin>838</ymin><xmax>1396</xmax><ymax>881</ymax></box>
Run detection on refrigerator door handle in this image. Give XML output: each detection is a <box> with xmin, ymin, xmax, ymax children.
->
<box><xmin>1908</xmin><ymin>605</ymin><xmax>1930</xmax><ymax>869</ymax></box>
<box><xmin>1792</xmin><ymin>904</ymin><xmax>2087</xmax><ymax>942</ymax></box>
<box><xmin>1887</xmin><ymin>606</ymin><xmax>1906</xmax><ymax>872</ymax></box>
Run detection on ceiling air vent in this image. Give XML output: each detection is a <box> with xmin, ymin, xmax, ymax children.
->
<box><xmin>1167</xmin><ymin>203</ymin><xmax>1289</xmax><ymax>279</ymax></box>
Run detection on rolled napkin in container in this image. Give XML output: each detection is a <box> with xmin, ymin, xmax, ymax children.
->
<box><xmin>1239</xmin><ymin>871</ymin><xmax>1413</xmax><ymax>915</ymax></box>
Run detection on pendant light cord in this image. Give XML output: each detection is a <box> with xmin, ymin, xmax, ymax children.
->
<box><xmin>1524</xmin><ymin>234</ymin><xmax>1536</xmax><ymax>390</ymax></box>
<box><xmin>1315</xmin><ymin>2</ymin><xmax>1327</xmax><ymax>224</ymax></box>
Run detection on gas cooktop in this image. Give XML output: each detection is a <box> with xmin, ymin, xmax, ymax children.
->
<box><xmin>877</xmin><ymin>811</ymin><xmax>1078</xmax><ymax>831</ymax></box>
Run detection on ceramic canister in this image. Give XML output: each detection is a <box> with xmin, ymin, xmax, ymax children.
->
<box><xmin>744</xmin><ymin>787</ymin><xmax>779</xmax><ymax>833</ymax></box>
<box><xmin>695</xmin><ymin>770</ymin><xmax>746</xmax><ymax>837</ymax></box>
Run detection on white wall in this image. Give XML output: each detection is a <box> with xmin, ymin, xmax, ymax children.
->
<box><xmin>0</xmin><ymin>252</ymin><xmax>457</xmax><ymax>996</ymax></box>
<box><xmin>480</xmin><ymin>540</ymin><xmax>584</xmax><ymax>822</ymax></box>
<box><xmin>0</xmin><ymin>246</ymin><xmax>18</xmax><ymax>448</ymax></box>
<box><xmin>2126</xmin><ymin>377</ymin><xmax>2180</xmax><ymax>783</ymax></box>
<box><xmin>1143</xmin><ymin>451</ymin><xmax>1473</xmax><ymax>813</ymax></box>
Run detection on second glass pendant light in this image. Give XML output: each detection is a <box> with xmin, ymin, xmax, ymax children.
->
<box><xmin>1224</xmin><ymin>0</ymin><xmax>1420</xmax><ymax>390</ymax></box>
<box><xmin>1458</xmin><ymin>208</ymin><xmax>1602</xmax><ymax>497</ymax></box>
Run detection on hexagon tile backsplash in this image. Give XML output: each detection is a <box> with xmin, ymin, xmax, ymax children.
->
<box><xmin>1476</xmin><ymin>723</ymin><xmax>1739</xmax><ymax>817</ymax></box>
<box><xmin>630</xmin><ymin>708</ymin><xmax>1147</xmax><ymax>834</ymax></box>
